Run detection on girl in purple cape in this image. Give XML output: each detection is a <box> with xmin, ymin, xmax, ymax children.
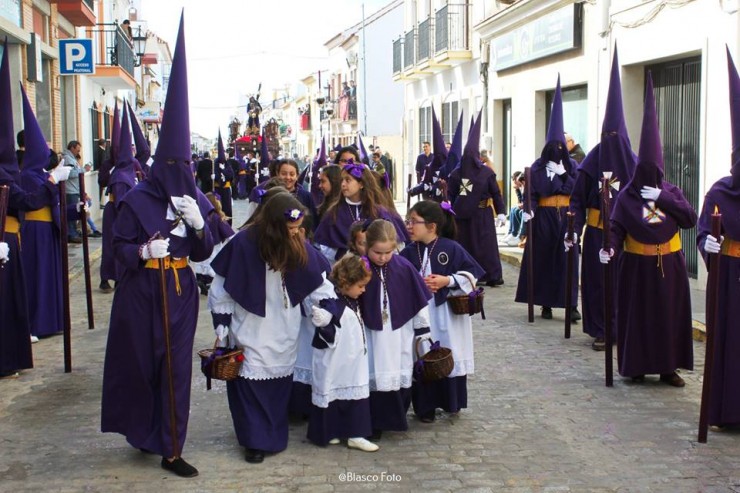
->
<box><xmin>400</xmin><ymin>201</ymin><xmax>484</xmax><ymax>422</ymax></box>
<box><xmin>314</xmin><ymin>161</ymin><xmax>408</xmax><ymax>263</ymax></box>
<box><xmin>359</xmin><ymin>219</ymin><xmax>432</xmax><ymax>439</ymax></box>
<box><xmin>316</xmin><ymin>164</ymin><xmax>343</xmax><ymax>221</ymax></box>
<box><xmin>308</xmin><ymin>254</ymin><xmax>378</xmax><ymax>452</ymax></box>
<box><xmin>207</xmin><ymin>192</ymin><xmax>337</xmax><ymax>464</ymax></box>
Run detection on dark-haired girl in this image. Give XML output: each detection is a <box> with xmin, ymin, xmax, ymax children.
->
<box><xmin>208</xmin><ymin>193</ymin><xmax>335</xmax><ymax>464</ymax></box>
<box><xmin>400</xmin><ymin>200</ymin><xmax>483</xmax><ymax>422</ymax></box>
<box><xmin>276</xmin><ymin>159</ymin><xmax>318</xmax><ymax>231</ymax></box>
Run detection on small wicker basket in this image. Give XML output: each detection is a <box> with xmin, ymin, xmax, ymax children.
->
<box><xmin>198</xmin><ymin>338</ymin><xmax>243</xmax><ymax>390</ymax></box>
<box><xmin>414</xmin><ymin>338</ymin><xmax>454</xmax><ymax>383</ymax></box>
<box><xmin>448</xmin><ymin>287</ymin><xmax>485</xmax><ymax>317</ymax></box>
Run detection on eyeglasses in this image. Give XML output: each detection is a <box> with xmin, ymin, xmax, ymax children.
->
<box><xmin>339</xmin><ymin>158</ymin><xmax>350</xmax><ymax>163</ymax></box>
<box><xmin>404</xmin><ymin>219</ymin><xmax>427</xmax><ymax>227</ymax></box>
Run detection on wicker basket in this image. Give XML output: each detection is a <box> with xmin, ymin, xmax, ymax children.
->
<box><xmin>198</xmin><ymin>338</ymin><xmax>243</xmax><ymax>390</ymax></box>
<box><xmin>448</xmin><ymin>287</ymin><xmax>485</xmax><ymax>316</ymax></box>
<box><xmin>414</xmin><ymin>338</ymin><xmax>454</xmax><ymax>383</ymax></box>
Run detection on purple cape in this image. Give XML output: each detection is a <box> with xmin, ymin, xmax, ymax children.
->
<box><xmin>400</xmin><ymin>237</ymin><xmax>484</xmax><ymax>306</ymax></box>
<box><xmin>359</xmin><ymin>255</ymin><xmax>432</xmax><ymax>331</ymax></box>
<box><xmin>210</xmin><ymin>226</ymin><xmax>330</xmax><ymax>316</ymax></box>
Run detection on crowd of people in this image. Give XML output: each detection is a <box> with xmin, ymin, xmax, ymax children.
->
<box><xmin>2</xmin><ymin>15</ymin><xmax>739</xmax><ymax>482</ymax></box>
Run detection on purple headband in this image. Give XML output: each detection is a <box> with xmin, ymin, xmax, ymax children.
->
<box><xmin>284</xmin><ymin>208</ymin><xmax>305</xmax><ymax>222</ymax></box>
<box><xmin>343</xmin><ymin>161</ymin><xmax>365</xmax><ymax>179</ymax></box>
<box><xmin>360</xmin><ymin>255</ymin><xmax>371</xmax><ymax>272</ymax></box>
<box><xmin>255</xmin><ymin>188</ymin><xmax>267</xmax><ymax>203</ymax></box>
<box><xmin>440</xmin><ymin>201</ymin><xmax>456</xmax><ymax>216</ymax></box>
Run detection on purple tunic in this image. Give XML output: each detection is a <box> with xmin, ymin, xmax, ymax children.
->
<box><xmin>515</xmin><ymin>157</ymin><xmax>579</xmax><ymax>308</ymax></box>
<box><xmin>101</xmin><ymin>181</ymin><xmax>214</xmax><ymax>457</ymax></box>
<box><xmin>448</xmin><ymin>165</ymin><xmax>506</xmax><ymax>283</ymax></box>
<box><xmin>1</xmin><ymin>179</ymin><xmax>58</xmax><ymax>373</ymax></box>
<box><xmin>609</xmin><ymin>182</ymin><xmax>696</xmax><ymax>377</ymax></box>
<box><xmin>100</xmin><ymin>181</ymin><xmax>131</xmax><ymax>282</ymax></box>
<box><xmin>697</xmin><ymin>177</ymin><xmax>740</xmax><ymax>425</ymax></box>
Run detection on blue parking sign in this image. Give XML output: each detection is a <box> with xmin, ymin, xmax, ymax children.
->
<box><xmin>59</xmin><ymin>39</ymin><xmax>95</xmax><ymax>75</ymax></box>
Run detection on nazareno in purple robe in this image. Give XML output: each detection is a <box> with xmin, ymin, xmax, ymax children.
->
<box><xmin>514</xmin><ymin>150</ymin><xmax>579</xmax><ymax>308</ymax></box>
<box><xmin>19</xmin><ymin>170</ymin><xmax>65</xmax><ymax>337</ymax></box>
<box><xmin>100</xmin><ymin>180</ymin><xmax>214</xmax><ymax>457</ymax></box>
<box><xmin>607</xmin><ymin>72</ymin><xmax>696</xmax><ymax>378</ymax></box>
<box><xmin>0</xmin><ymin>178</ymin><xmax>59</xmax><ymax>373</ymax></box>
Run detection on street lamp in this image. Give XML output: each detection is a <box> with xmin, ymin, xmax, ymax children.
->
<box><xmin>132</xmin><ymin>26</ymin><xmax>147</xmax><ymax>67</ymax></box>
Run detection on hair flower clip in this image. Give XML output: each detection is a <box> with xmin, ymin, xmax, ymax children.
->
<box><xmin>440</xmin><ymin>201</ymin><xmax>456</xmax><ymax>216</ymax></box>
<box><xmin>344</xmin><ymin>161</ymin><xmax>365</xmax><ymax>179</ymax></box>
<box><xmin>284</xmin><ymin>208</ymin><xmax>305</xmax><ymax>222</ymax></box>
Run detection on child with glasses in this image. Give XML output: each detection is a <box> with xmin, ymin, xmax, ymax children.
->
<box><xmin>400</xmin><ymin>200</ymin><xmax>484</xmax><ymax>423</ymax></box>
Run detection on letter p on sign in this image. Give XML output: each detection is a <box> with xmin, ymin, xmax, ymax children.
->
<box><xmin>64</xmin><ymin>43</ymin><xmax>85</xmax><ymax>71</ymax></box>
<box><xmin>59</xmin><ymin>39</ymin><xmax>94</xmax><ymax>75</ymax></box>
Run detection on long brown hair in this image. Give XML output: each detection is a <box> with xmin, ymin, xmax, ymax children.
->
<box><xmin>317</xmin><ymin>164</ymin><xmax>343</xmax><ymax>218</ymax></box>
<box><xmin>239</xmin><ymin>178</ymin><xmax>287</xmax><ymax>230</ymax></box>
<box><xmin>327</xmin><ymin>165</ymin><xmax>385</xmax><ymax>220</ymax></box>
<box><xmin>254</xmin><ymin>192</ymin><xmax>308</xmax><ymax>272</ymax></box>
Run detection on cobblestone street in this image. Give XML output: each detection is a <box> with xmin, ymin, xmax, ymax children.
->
<box><xmin>1</xmin><ymin>200</ymin><xmax>738</xmax><ymax>493</ymax></box>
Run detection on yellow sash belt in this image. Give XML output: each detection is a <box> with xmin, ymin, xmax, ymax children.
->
<box><xmin>586</xmin><ymin>208</ymin><xmax>603</xmax><ymax>229</ymax></box>
<box><xmin>538</xmin><ymin>195</ymin><xmax>570</xmax><ymax>208</ymax></box>
<box><xmin>144</xmin><ymin>257</ymin><xmax>189</xmax><ymax>296</ymax></box>
<box><xmin>25</xmin><ymin>206</ymin><xmax>52</xmax><ymax>222</ymax></box>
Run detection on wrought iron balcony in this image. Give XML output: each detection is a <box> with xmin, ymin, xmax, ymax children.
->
<box><xmin>87</xmin><ymin>23</ymin><xmax>136</xmax><ymax>89</ymax></box>
<box><xmin>392</xmin><ymin>37</ymin><xmax>403</xmax><ymax>74</ymax></box>
<box><xmin>417</xmin><ymin>17</ymin><xmax>431</xmax><ymax>62</ymax></box>
<box><xmin>435</xmin><ymin>3</ymin><xmax>470</xmax><ymax>54</ymax></box>
<box><xmin>403</xmin><ymin>29</ymin><xmax>415</xmax><ymax>70</ymax></box>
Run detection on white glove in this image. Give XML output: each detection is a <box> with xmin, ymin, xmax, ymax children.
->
<box><xmin>179</xmin><ymin>195</ymin><xmax>205</xmax><ymax>230</ymax></box>
<box><xmin>599</xmin><ymin>248</ymin><xmax>614</xmax><ymax>264</ymax></box>
<box><xmin>76</xmin><ymin>201</ymin><xmax>88</xmax><ymax>213</ymax></box>
<box><xmin>215</xmin><ymin>324</ymin><xmax>229</xmax><ymax>342</ymax></box>
<box><xmin>210</xmin><ymin>173</ymin><xmax>216</xmax><ymax>181</ymax></box>
<box><xmin>49</xmin><ymin>164</ymin><xmax>71</xmax><ymax>183</ymax></box>
<box><xmin>311</xmin><ymin>306</ymin><xmax>333</xmax><ymax>327</ymax></box>
<box><xmin>546</xmin><ymin>160</ymin><xmax>566</xmax><ymax>176</ymax></box>
<box><xmin>522</xmin><ymin>211</ymin><xmax>534</xmax><ymax>223</ymax></box>
<box><xmin>704</xmin><ymin>234</ymin><xmax>723</xmax><ymax>254</ymax></box>
<box><xmin>640</xmin><ymin>186</ymin><xmax>661</xmax><ymax>201</ymax></box>
<box><xmin>0</xmin><ymin>241</ymin><xmax>9</xmax><ymax>263</ymax></box>
<box><xmin>219</xmin><ymin>163</ymin><xmax>225</xmax><ymax>170</ymax></box>
<box><xmin>140</xmin><ymin>238</ymin><xmax>170</xmax><ymax>260</ymax></box>
<box><xmin>564</xmin><ymin>232</ymin><xmax>579</xmax><ymax>252</ymax></box>
<box><xmin>496</xmin><ymin>214</ymin><xmax>506</xmax><ymax>228</ymax></box>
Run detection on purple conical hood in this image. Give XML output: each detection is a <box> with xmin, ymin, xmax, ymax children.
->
<box><xmin>127</xmin><ymin>102</ymin><xmax>150</xmax><ymax>164</ymax></box>
<box><xmin>602</xmin><ymin>47</ymin><xmax>628</xmax><ymax>138</ymax></box>
<box><xmin>460</xmin><ymin>110</ymin><xmax>482</xmax><ymax>172</ymax></box>
<box><xmin>431</xmin><ymin>107</ymin><xmax>447</xmax><ymax>162</ymax></box>
<box><xmin>260</xmin><ymin>129</ymin><xmax>269</xmax><ymax>167</ymax></box>
<box><xmin>148</xmin><ymin>12</ymin><xmax>197</xmax><ymax>200</ymax></box>
<box><xmin>217</xmin><ymin>130</ymin><xmax>226</xmax><ymax>164</ymax></box>
<box><xmin>0</xmin><ymin>38</ymin><xmax>18</xmax><ymax>179</ymax></box>
<box><xmin>727</xmin><ymin>46</ymin><xmax>740</xmax><ymax>188</ymax></box>
<box><xmin>18</xmin><ymin>84</ymin><xmax>49</xmax><ymax>179</ymax></box>
<box><xmin>440</xmin><ymin>111</ymin><xmax>464</xmax><ymax>178</ymax></box>
<box><xmin>579</xmin><ymin>45</ymin><xmax>637</xmax><ymax>185</ymax></box>
<box><xmin>315</xmin><ymin>137</ymin><xmax>327</xmax><ymax>167</ymax></box>
<box><xmin>357</xmin><ymin>132</ymin><xmax>368</xmax><ymax>162</ymax></box>
<box><xmin>116</xmin><ymin>103</ymin><xmax>135</xmax><ymax>168</ymax></box>
<box><xmin>627</xmin><ymin>71</ymin><xmax>663</xmax><ymax>191</ymax></box>
<box><xmin>546</xmin><ymin>75</ymin><xmax>565</xmax><ymax>146</ymax></box>
<box><xmin>110</xmin><ymin>102</ymin><xmax>120</xmax><ymax>164</ymax></box>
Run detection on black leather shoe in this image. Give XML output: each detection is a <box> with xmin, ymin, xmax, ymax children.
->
<box><xmin>660</xmin><ymin>372</ymin><xmax>685</xmax><ymax>387</ymax></box>
<box><xmin>631</xmin><ymin>375</ymin><xmax>645</xmax><ymax>383</ymax></box>
<box><xmin>68</xmin><ymin>236</ymin><xmax>83</xmax><ymax>244</ymax></box>
<box><xmin>485</xmin><ymin>278</ymin><xmax>504</xmax><ymax>287</ymax></box>
<box><xmin>541</xmin><ymin>307</ymin><xmax>552</xmax><ymax>319</ymax></box>
<box><xmin>419</xmin><ymin>411</ymin><xmax>436</xmax><ymax>423</ymax></box>
<box><xmin>570</xmin><ymin>307</ymin><xmax>581</xmax><ymax>322</ymax></box>
<box><xmin>90</xmin><ymin>231</ymin><xmax>102</xmax><ymax>238</ymax></box>
<box><xmin>99</xmin><ymin>281</ymin><xmax>113</xmax><ymax>293</ymax></box>
<box><xmin>591</xmin><ymin>338</ymin><xmax>605</xmax><ymax>351</ymax></box>
<box><xmin>161</xmin><ymin>457</ymin><xmax>199</xmax><ymax>478</ymax></box>
<box><xmin>245</xmin><ymin>448</ymin><xmax>265</xmax><ymax>464</ymax></box>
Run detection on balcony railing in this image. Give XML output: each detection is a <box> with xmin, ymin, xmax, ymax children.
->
<box><xmin>403</xmin><ymin>29</ymin><xmax>415</xmax><ymax>70</ymax></box>
<box><xmin>393</xmin><ymin>37</ymin><xmax>403</xmax><ymax>74</ymax></box>
<box><xmin>417</xmin><ymin>17</ymin><xmax>431</xmax><ymax>62</ymax></box>
<box><xmin>89</xmin><ymin>23</ymin><xmax>135</xmax><ymax>77</ymax></box>
<box><xmin>435</xmin><ymin>3</ymin><xmax>469</xmax><ymax>53</ymax></box>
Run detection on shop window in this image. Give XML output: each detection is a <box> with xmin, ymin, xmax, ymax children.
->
<box><xmin>546</xmin><ymin>84</ymin><xmax>588</xmax><ymax>151</ymax></box>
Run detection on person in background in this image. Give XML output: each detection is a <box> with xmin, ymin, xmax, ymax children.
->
<box><xmin>565</xmin><ymin>132</ymin><xmax>586</xmax><ymax>164</ymax></box>
<box><xmin>415</xmin><ymin>141</ymin><xmax>433</xmax><ymax>183</ymax></box>
<box><xmin>501</xmin><ymin>171</ymin><xmax>525</xmax><ymax>247</ymax></box>
<box><xmin>62</xmin><ymin>140</ymin><xmax>84</xmax><ymax>244</ymax></box>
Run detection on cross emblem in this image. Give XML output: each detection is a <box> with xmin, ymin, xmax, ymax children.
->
<box><xmin>459</xmin><ymin>178</ymin><xmax>473</xmax><ymax>196</ymax></box>
<box><xmin>642</xmin><ymin>201</ymin><xmax>665</xmax><ymax>224</ymax></box>
<box><xmin>602</xmin><ymin>171</ymin><xmax>620</xmax><ymax>198</ymax></box>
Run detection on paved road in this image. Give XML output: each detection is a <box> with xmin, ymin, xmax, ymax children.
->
<box><xmin>1</xmin><ymin>199</ymin><xmax>738</xmax><ymax>492</ymax></box>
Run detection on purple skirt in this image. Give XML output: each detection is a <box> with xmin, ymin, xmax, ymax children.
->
<box><xmin>226</xmin><ymin>375</ymin><xmax>292</xmax><ymax>452</ymax></box>
<box><xmin>307</xmin><ymin>398</ymin><xmax>372</xmax><ymax>446</ymax></box>
<box><xmin>412</xmin><ymin>375</ymin><xmax>468</xmax><ymax>416</ymax></box>
<box><xmin>288</xmin><ymin>381</ymin><xmax>312</xmax><ymax>419</ymax></box>
<box><xmin>369</xmin><ymin>388</ymin><xmax>411</xmax><ymax>432</ymax></box>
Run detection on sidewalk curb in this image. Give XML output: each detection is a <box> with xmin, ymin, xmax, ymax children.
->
<box><xmin>68</xmin><ymin>245</ymin><xmax>103</xmax><ymax>283</ymax></box>
<box><xmin>498</xmin><ymin>248</ymin><xmax>707</xmax><ymax>343</ymax></box>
